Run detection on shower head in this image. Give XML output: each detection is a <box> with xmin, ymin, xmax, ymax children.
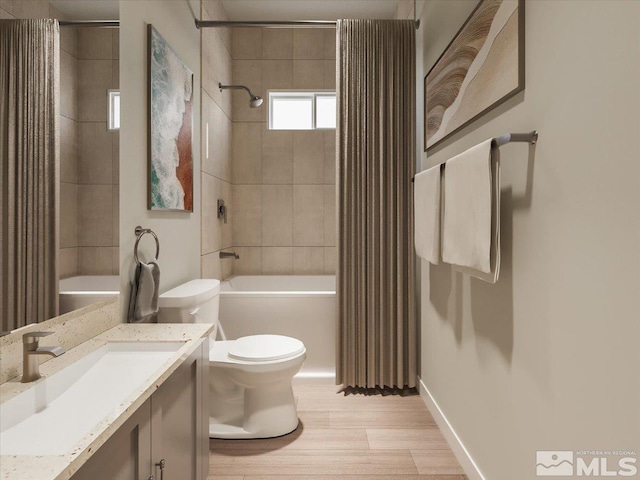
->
<box><xmin>219</xmin><ymin>82</ymin><xmax>263</xmax><ymax>108</ymax></box>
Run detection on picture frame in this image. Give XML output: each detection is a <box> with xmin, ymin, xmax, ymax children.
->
<box><xmin>424</xmin><ymin>0</ymin><xmax>525</xmax><ymax>152</ymax></box>
<box><xmin>147</xmin><ymin>24</ymin><xmax>194</xmax><ymax>211</ymax></box>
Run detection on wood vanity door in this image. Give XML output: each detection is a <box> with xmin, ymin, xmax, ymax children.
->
<box><xmin>151</xmin><ymin>339</ymin><xmax>209</xmax><ymax>480</ymax></box>
<box><xmin>71</xmin><ymin>399</ymin><xmax>152</xmax><ymax>480</ymax></box>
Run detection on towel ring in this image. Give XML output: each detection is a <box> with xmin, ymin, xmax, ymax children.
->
<box><xmin>134</xmin><ymin>226</ymin><xmax>160</xmax><ymax>264</ymax></box>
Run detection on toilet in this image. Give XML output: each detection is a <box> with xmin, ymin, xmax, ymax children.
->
<box><xmin>158</xmin><ymin>279</ymin><xmax>306</xmax><ymax>439</ymax></box>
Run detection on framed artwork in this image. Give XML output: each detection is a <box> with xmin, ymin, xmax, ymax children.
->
<box><xmin>148</xmin><ymin>25</ymin><xmax>194</xmax><ymax>211</ymax></box>
<box><xmin>424</xmin><ymin>0</ymin><xmax>524</xmax><ymax>151</ymax></box>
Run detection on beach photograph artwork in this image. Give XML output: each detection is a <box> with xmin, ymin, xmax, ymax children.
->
<box><xmin>148</xmin><ymin>25</ymin><xmax>194</xmax><ymax>211</ymax></box>
<box><xmin>424</xmin><ymin>0</ymin><xmax>524</xmax><ymax>151</ymax></box>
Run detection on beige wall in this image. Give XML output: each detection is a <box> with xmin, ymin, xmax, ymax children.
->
<box><xmin>119</xmin><ymin>0</ymin><xmax>201</xmax><ymax>319</ymax></box>
<box><xmin>418</xmin><ymin>1</ymin><xmax>640</xmax><ymax>479</ymax></box>
<box><xmin>200</xmin><ymin>0</ymin><xmax>234</xmax><ymax>281</ymax></box>
<box><xmin>229</xmin><ymin>28</ymin><xmax>337</xmax><ymax>275</ymax></box>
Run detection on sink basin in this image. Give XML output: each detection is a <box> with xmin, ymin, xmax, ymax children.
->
<box><xmin>0</xmin><ymin>342</ymin><xmax>182</xmax><ymax>456</ymax></box>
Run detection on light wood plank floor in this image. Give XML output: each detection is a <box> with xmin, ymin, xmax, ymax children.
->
<box><xmin>208</xmin><ymin>384</ymin><xmax>467</xmax><ymax>479</ymax></box>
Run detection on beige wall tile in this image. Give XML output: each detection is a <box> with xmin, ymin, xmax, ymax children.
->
<box><xmin>112</xmin><ymin>130</ymin><xmax>120</xmax><ymax>182</ymax></box>
<box><xmin>202</xmin><ymin>173</ymin><xmax>222</xmax><ymax>255</ymax></box>
<box><xmin>293</xmin><ymin>30</ymin><xmax>325</xmax><ymax>60</ymax></box>
<box><xmin>60</xmin><ymin>26</ymin><xmax>78</xmax><ymax>57</ymax></box>
<box><xmin>293</xmin><ymin>131</ymin><xmax>324</xmax><ymax>184</ymax></box>
<box><xmin>201</xmin><ymin>252</ymin><xmax>222</xmax><ymax>280</ymax></box>
<box><xmin>262</xmin><ymin>185</ymin><xmax>293</xmax><ymax>246</ymax></box>
<box><xmin>112</xmin><ymin>30</ymin><xmax>119</xmax><ymax>60</ymax></box>
<box><xmin>79</xmin><ymin>185</ymin><xmax>113</xmax><ymax>247</ymax></box>
<box><xmin>324</xmin><ymin>29</ymin><xmax>336</xmax><ymax>60</ymax></box>
<box><xmin>112</xmin><ymin>185</ymin><xmax>119</xmax><ymax>246</ymax></box>
<box><xmin>221</xmin><ymin>254</ymin><xmax>233</xmax><ymax>279</ymax></box>
<box><xmin>78</xmin><ymin>28</ymin><xmax>113</xmax><ymax>60</ymax></box>
<box><xmin>324</xmin><ymin>60</ymin><xmax>336</xmax><ymax>90</ymax></box>
<box><xmin>293</xmin><ymin>60</ymin><xmax>325</xmax><ymax>90</ymax></box>
<box><xmin>233</xmin><ymin>247</ymin><xmax>261</xmax><ymax>275</ymax></box>
<box><xmin>232</xmin><ymin>60</ymin><xmax>262</xmax><ymax>122</ymax></box>
<box><xmin>0</xmin><ymin>0</ymin><xmax>48</xmax><ymax>18</ymax></box>
<box><xmin>60</xmin><ymin>183</ymin><xmax>79</xmax><ymax>248</ymax></box>
<box><xmin>0</xmin><ymin>8</ymin><xmax>13</xmax><ymax>19</ymax></box>
<box><xmin>262</xmin><ymin>127</ymin><xmax>293</xmax><ymax>184</ymax></box>
<box><xmin>202</xmin><ymin>27</ymin><xmax>232</xmax><ymax>118</ymax></box>
<box><xmin>60</xmin><ymin>116</ymin><xmax>78</xmax><ymax>183</ymax></box>
<box><xmin>293</xmin><ymin>247</ymin><xmax>325</xmax><ymax>274</ymax></box>
<box><xmin>261</xmin><ymin>60</ymin><xmax>293</xmax><ymax>90</ymax></box>
<box><xmin>324</xmin><ymin>131</ymin><xmax>336</xmax><ymax>184</ymax></box>
<box><xmin>202</xmin><ymin>0</ymin><xmax>231</xmax><ymax>52</ymax></box>
<box><xmin>293</xmin><ymin>185</ymin><xmax>324</xmax><ymax>246</ymax></box>
<box><xmin>231</xmin><ymin>28</ymin><xmax>262</xmax><ymax>60</ymax></box>
<box><xmin>324</xmin><ymin>246</ymin><xmax>336</xmax><ymax>274</ymax></box>
<box><xmin>262</xmin><ymin>247</ymin><xmax>293</xmax><ymax>274</ymax></box>
<box><xmin>202</xmin><ymin>91</ymin><xmax>232</xmax><ymax>182</ymax></box>
<box><xmin>79</xmin><ymin>122</ymin><xmax>113</xmax><ymax>184</ymax></box>
<box><xmin>60</xmin><ymin>51</ymin><xmax>78</xmax><ymax>120</ymax></box>
<box><xmin>262</xmin><ymin>29</ymin><xmax>293</xmax><ymax>60</ymax></box>
<box><xmin>112</xmin><ymin>59</ymin><xmax>119</xmax><ymax>89</ymax></box>
<box><xmin>79</xmin><ymin>247</ymin><xmax>114</xmax><ymax>275</ymax></box>
<box><xmin>232</xmin><ymin>185</ymin><xmax>262</xmax><ymax>246</ymax></box>
<box><xmin>324</xmin><ymin>185</ymin><xmax>335</xmax><ymax>246</ymax></box>
<box><xmin>111</xmin><ymin>247</ymin><xmax>119</xmax><ymax>274</ymax></box>
<box><xmin>59</xmin><ymin>247</ymin><xmax>79</xmax><ymax>279</ymax></box>
<box><xmin>232</xmin><ymin>122</ymin><xmax>262</xmax><ymax>184</ymax></box>
<box><xmin>78</xmin><ymin>60</ymin><xmax>112</xmax><ymax>122</ymax></box>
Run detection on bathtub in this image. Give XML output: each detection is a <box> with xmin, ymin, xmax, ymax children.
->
<box><xmin>59</xmin><ymin>275</ymin><xmax>120</xmax><ymax>314</ymax></box>
<box><xmin>219</xmin><ymin>275</ymin><xmax>336</xmax><ymax>384</ymax></box>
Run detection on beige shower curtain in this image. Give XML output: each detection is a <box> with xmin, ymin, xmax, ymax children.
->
<box><xmin>1</xmin><ymin>19</ymin><xmax>60</xmax><ymax>331</ymax></box>
<box><xmin>336</xmin><ymin>20</ymin><xmax>416</xmax><ymax>389</ymax></box>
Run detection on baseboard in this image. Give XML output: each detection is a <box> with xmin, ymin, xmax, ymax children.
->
<box><xmin>293</xmin><ymin>371</ymin><xmax>336</xmax><ymax>385</ymax></box>
<box><xmin>418</xmin><ymin>376</ymin><xmax>485</xmax><ymax>480</ymax></box>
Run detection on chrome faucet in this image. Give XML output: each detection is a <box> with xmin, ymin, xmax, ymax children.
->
<box><xmin>22</xmin><ymin>332</ymin><xmax>65</xmax><ymax>383</ymax></box>
<box><xmin>219</xmin><ymin>251</ymin><xmax>240</xmax><ymax>259</ymax></box>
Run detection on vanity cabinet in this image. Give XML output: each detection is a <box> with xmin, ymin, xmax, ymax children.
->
<box><xmin>71</xmin><ymin>339</ymin><xmax>209</xmax><ymax>480</ymax></box>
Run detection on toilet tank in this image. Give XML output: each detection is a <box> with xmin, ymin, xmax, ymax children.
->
<box><xmin>158</xmin><ymin>279</ymin><xmax>220</xmax><ymax>325</ymax></box>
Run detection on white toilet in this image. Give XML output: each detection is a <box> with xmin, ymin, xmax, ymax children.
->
<box><xmin>158</xmin><ymin>279</ymin><xmax>306</xmax><ymax>439</ymax></box>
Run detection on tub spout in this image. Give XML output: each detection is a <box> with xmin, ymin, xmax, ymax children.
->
<box><xmin>220</xmin><ymin>251</ymin><xmax>240</xmax><ymax>260</ymax></box>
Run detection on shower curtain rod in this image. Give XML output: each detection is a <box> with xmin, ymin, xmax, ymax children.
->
<box><xmin>58</xmin><ymin>20</ymin><xmax>119</xmax><ymax>28</ymax></box>
<box><xmin>195</xmin><ymin>19</ymin><xmax>420</xmax><ymax>29</ymax></box>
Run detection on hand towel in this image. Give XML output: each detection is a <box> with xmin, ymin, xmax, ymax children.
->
<box><xmin>442</xmin><ymin>140</ymin><xmax>501</xmax><ymax>283</ymax></box>
<box><xmin>128</xmin><ymin>261</ymin><xmax>161</xmax><ymax>322</ymax></box>
<box><xmin>414</xmin><ymin>163</ymin><xmax>443</xmax><ymax>264</ymax></box>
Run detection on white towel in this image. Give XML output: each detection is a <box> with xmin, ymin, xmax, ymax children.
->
<box><xmin>128</xmin><ymin>261</ymin><xmax>161</xmax><ymax>322</ymax></box>
<box><xmin>414</xmin><ymin>163</ymin><xmax>443</xmax><ymax>264</ymax></box>
<box><xmin>442</xmin><ymin>139</ymin><xmax>501</xmax><ymax>283</ymax></box>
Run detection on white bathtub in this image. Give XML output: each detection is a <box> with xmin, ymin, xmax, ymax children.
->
<box><xmin>59</xmin><ymin>275</ymin><xmax>120</xmax><ymax>314</ymax></box>
<box><xmin>219</xmin><ymin>275</ymin><xmax>336</xmax><ymax>383</ymax></box>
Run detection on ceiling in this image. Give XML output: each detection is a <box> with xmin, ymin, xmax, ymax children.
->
<box><xmin>49</xmin><ymin>0</ymin><xmax>119</xmax><ymax>20</ymax></box>
<box><xmin>220</xmin><ymin>0</ymin><xmax>400</xmax><ymax>21</ymax></box>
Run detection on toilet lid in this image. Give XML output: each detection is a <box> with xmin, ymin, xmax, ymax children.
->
<box><xmin>228</xmin><ymin>335</ymin><xmax>305</xmax><ymax>362</ymax></box>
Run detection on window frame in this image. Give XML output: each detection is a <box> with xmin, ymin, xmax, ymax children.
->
<box><xmin>268</xmin><ymin>90</ymin><xmax>336</xmax><ymax>131</ymax></box>
<box><xmin>107</xmin><ymin>89</ymin><xmax>120</xmax><ymax>131</ymax></box>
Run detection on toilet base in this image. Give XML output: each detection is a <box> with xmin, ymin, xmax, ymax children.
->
<box><xmin>209</xmin><ymin>380</ymin><xmax>300</xmax><ymax>439</ymax></box>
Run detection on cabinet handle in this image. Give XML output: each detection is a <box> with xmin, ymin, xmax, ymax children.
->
<box><xmin>155</xmin><ymin>459</ymin><xmax>166</xmax><ymax>480</ymax></box>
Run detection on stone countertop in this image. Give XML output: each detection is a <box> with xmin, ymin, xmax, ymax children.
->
<box><xmin>0</xmin><ymin>323</ymin><xmax>214</xmax><ymax>480</ymax></box>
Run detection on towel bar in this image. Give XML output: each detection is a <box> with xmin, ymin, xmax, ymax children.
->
<box><xmin>412</xmin><ymin>131</ymin><xmax>538</xmax><ymax>183</ymax></box>
<box><xmin>134</xmin><ymin>226</ymin><xmax>160</xmax><ymax>264</ymax></box>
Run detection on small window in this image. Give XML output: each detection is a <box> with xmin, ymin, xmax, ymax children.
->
<box><xmin>108</xmin><ymin>90</ymin><xmax>120</xmax><ymax>131</ymax></box>
<box><xmin>269</xmin><ymin>91</ymin><xmax>336</xmax><ymax>130</ymax></box>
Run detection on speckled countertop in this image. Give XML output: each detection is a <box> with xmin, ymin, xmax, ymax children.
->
<box><xmin>0</xmin><ymin>323</ymin><xmax>214</xmax><ymax>480</ymax></box>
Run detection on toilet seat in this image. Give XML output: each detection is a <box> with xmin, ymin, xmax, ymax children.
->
<box><xmin>210</xmin><ymin>335</ymin><xmax>305</xmax><ymax>365</ymax></box>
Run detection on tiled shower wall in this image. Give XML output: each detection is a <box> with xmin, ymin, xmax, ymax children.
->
<box><xmin>0</xmin><ymin>1</ymin><xmax>120</xmax><ymax>278</ymax></box>
<box><xmin>59</xmin><ymin>28</ymin><xmax>120</xmax><ymax>277</ymax></box>
<box><xmin>200</xmin><ymin>0</ymin><xmax>234</xmax><ymax>280</ymax></box>
<box><xmin>230</xmin><ymin>28</ymin><xmax>337</xmax><ymax>275</ymax></box>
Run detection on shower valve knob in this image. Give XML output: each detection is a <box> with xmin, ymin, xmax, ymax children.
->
<box><xmin>217</xmin><ymin>199</ymin><xmax>227</xmax><ymax>223</ymax></box>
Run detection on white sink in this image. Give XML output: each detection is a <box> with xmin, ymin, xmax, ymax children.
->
<box><xmin>0</xmin><ymin>342</ymin><xmax>182</xmax><ymax>456</ymax></box>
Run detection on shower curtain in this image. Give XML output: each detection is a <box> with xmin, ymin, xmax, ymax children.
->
<box><xmin>336</xmin><ymin>20</ymin><xmax>416</xmax><ymax>389</ymax></box>
<box><xmin>1</xmin><ymin>19</ymin><xmax>60</xmax><ymax>331</ymax></box>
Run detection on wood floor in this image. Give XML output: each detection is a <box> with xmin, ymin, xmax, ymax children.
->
<box><xmin>208</xmin><ymin>384</ymin><xmax>467</xmax><ymax>479</ymax></box>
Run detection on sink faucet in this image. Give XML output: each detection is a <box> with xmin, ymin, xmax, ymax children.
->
<box><xmin>22</xmin><ymin>332</ymin><xmax>65</xmax><ymax>383</ymax></box>
<box><xmin>219</xmin><ymin>251</ymin><xmax>240</xmax><ymax>259</ymax></box>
